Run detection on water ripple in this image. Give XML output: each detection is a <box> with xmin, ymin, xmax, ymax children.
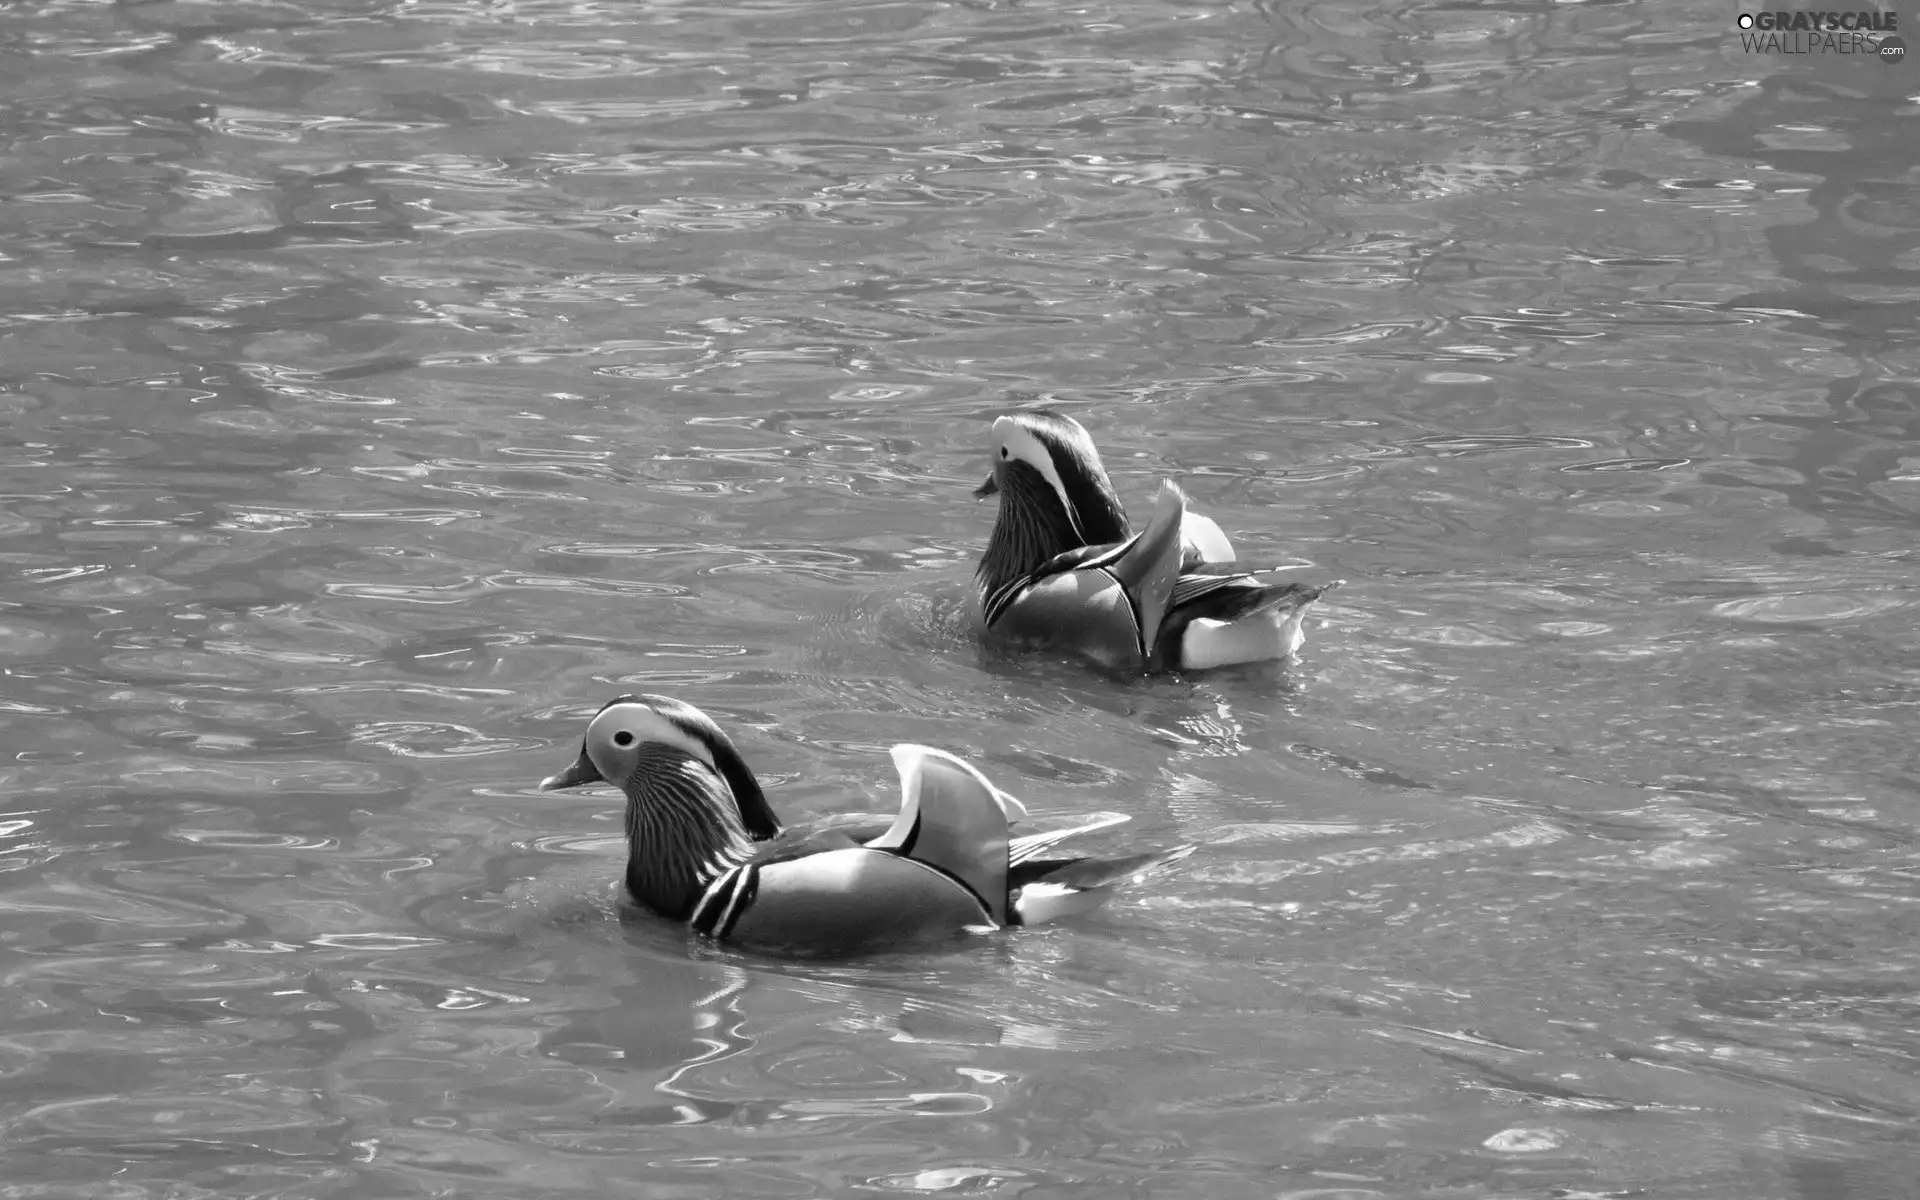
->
<box><xmin>0</xmin><ymin>0</ymin><xmax>1914</xmax><ymax>1196</ymax></box>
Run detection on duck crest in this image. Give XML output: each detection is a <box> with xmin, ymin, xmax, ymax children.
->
<box><xmin>620</xmin><ymin>746</ymin><xmax>754</xmax><ymax>921</ymax></box>
<box><xmin>1017</xmin><ymin>412</ymin><xmax>1129</xmax><ymax>545</ymax></box>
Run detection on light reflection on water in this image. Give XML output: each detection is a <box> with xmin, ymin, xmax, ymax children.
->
<box><xmin>1</xmin><ymin>0</ymin><xmax>1917</xmax><ymax>1195</ymax></box>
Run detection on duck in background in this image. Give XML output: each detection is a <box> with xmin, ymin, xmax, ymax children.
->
<box><xmin>539</xmin><ymin>694</ymin><xmax>1194</xmax><ymax>957</ymax></box>
<box><xmin>974</xmin><ymin>410</ymin><xmax>1340</xmax><ymax>673</ymax></box>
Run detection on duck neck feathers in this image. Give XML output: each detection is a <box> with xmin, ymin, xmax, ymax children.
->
<box><xmin>621</xmin><ymin>747</ymin><xmax>756</xmax><ymax>921</ymax></box>
<box><xmin>978</xmin><ymin>460</ymin><xmax>1128</xmax><ymax>597</ymax></box>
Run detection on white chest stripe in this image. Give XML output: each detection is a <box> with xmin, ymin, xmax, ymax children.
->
<box><xmin>688</xmin><ymin>863</ymin><xmax>758</xmax><ymax>939</ymax></box>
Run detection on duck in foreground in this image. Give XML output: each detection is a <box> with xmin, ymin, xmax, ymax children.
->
<box><xmin>975</xmin><ymin>410</ymin><xmax>1343</xmax><ymax>673</ymax></box>
<box><xmin>539</xmin><ymin>694</ymin><xmax>1195</xmax><ymax>956</ymax></box>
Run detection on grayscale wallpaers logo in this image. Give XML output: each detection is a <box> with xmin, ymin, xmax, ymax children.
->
<box><xmin>1735</xmin><ymin>8</ymin><xmax>1905</xmax><ymax>60</ymax></box>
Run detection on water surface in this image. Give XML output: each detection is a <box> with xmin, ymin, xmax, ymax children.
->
<box><xmin>2</xmin><ymin>0</ymin><xmax>1918</xmax><ymax>1196</ymax></box>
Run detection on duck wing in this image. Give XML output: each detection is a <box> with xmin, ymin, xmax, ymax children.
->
<box><xmin>1009</xmin><ymin>503</ymin><xmax>1233</xmax><ymax>580</ymax></box>
<box><xmin>1099</xmin><ymin>481</ymin><xmax>1190</xmax><ymax>659</ymax></box>
<box><xmin>760</xmin><ymin>796</ymin><xmax>1068</xmax><ymax>866</ymax></box>
<box><xmin>695</xmin><ymin>782</ymin><xmax>1015</xmax><ymax>949</ymax></box>
<box><xmin>742</xmin><ymin>791</ymin><xmax>1060</xmax><ymax>878</ymax></box>
<box><xmin>978</xmin><ymin>540</ymin><xmax>1123</xmax><ymax>630</ymax></box>
<box><xmin>1035</xmin><ymin>541</ymin><xmax>1124</xmax><ymax>573</ymax></box>
<box><xmin>864</xmin><ymin>745</ymin><xmax>1026</xmax><ymax>925</ymax></box>
<box><xmin>748</xmin><ymin>811</ymin><xmax>893</xmax><ymax>866</ymax></box>
<box><xmin>982</xmin><ymin>483</ymin><xmax>1201</xmax><ymax>672</ymax></box>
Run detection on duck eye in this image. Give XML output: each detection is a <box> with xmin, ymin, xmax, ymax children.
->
<box><xmin>613</xmin><ymin>731</ymin><xmax>634</xmax><ymax>747</ymax></box>
<box><xmin>1001</xmin><ymin>447</ymin><xmax>1010</xmax><ymax>458</ymax></box>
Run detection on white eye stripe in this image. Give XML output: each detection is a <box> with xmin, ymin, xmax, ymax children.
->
<box><xmin>590</xmin><ymin>705</ymin><xmax>715</xmax><ymax>768</ymax></box>
<box><xmin>991</xmin><ymin>416</ymin><xmax>1084</xmax><ymax>542</ymax></box>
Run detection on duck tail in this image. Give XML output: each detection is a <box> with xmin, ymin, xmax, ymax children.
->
<box><xmin>1009</xmin><ymin>843</ymin><xmax>1196</xmax><ymax>925</ymax></box>
<box><xmin>1008</xmin><ymin>810</ymin><xmax>1130</xmax><ymax>863</ymax></box>
<box><xmin>1172</xmin><ymin>574</ymin><xmax>1342</xmax><ymax>623</ymax></box>
<box><xmin>1148</xmin><ymin>574</ymin><xmax>1343</xmax><ymax>669</ymax></box>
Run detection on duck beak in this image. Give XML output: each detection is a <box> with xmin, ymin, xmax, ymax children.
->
<box><xmin>972</xmin><ymin>473</ymin><xmax>999</xmax><ymax>498</ymax></box>
<box><xmin>539</xmin><ymin>746</ymin><xmax>603</xmax><ymax>791</ymax></box>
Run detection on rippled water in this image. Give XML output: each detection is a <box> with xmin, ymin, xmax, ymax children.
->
<box><xmin>2</xmin><ymin>0</ymin><xmax>1917</xmax><ymax>1195</ymax></box>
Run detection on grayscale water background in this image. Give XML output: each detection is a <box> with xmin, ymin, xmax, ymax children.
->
<box><xmin>1</xmin><ymin>0</ymin><xmax>1917</xmax><ymax>1195</ymax></box>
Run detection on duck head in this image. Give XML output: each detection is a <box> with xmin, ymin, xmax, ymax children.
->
<box><xmin>975</xmin><ymin>411</ymin><xmax>1130</xmax><ymax>593</ymax></box>
<box><xmin>541</xmin><ymin>694</ymin><xmax>780</xmax><ymax>918</ymax></box>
